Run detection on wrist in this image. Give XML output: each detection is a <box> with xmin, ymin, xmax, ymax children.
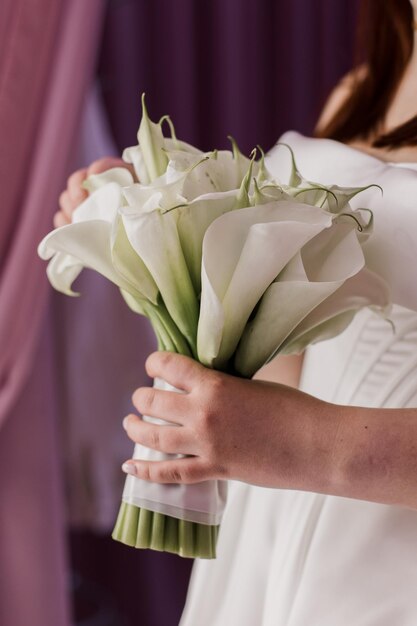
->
<box><xmin>301</xmin><ymin>396</ymin><xmax>345</xmax><ymax>495</ymax></box>
<box><xmin>275</xmin><ymin>386</ymin><xmax>342</xmax><ymax>495</ymax></box>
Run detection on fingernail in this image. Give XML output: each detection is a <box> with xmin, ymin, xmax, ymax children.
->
<box><xmin>122</xmin><ymin>416</ymin><xmax>129</xmax><ymax>431</ymax></box>
<box><xmin>122</xmin><ymin>462</ymin><xmax>136</xmax><ymax>475</ymax></box>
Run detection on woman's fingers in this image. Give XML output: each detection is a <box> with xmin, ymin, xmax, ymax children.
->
<box><xmin>145</xmin><ymin>352</ymin><xmax>208</xmax><ymax>392</ymax></box>
<box><xmin>58</xmin><ymin>190</ymin><xmax>77</xmax><ymax>220</ymax></box>
<box><xmin>54</xmin><ymin>167</ymin><xmax>88</xmax><ymax>226</ymax></box>
<box><xmin>123</xmin><ymin>414</ymin><xmax>196</xmax><ymax>455</ymax></box>
<box><xmin>53</xmin><ymin>211</ymin><xmax>70</xmax><ymax>228</ymax></box>
<box><xmin>131</xmin><ymin>386</ymin><xmax>191</xmax><ymax>424</ymax></box>
<box><xmin>67</xmin><ymin>168</ymin><xmax>88</xmax><ymax>203</ymax></box>
<box><xmin>121</xmin><ymin>457</ymin><xmax>212</xmax><ymax>484</ymax></box>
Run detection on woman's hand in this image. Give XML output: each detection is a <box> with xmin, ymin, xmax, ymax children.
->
<box><xmin>54</xmin><ymin>157</ymin><xmax>134</xmax><ymax>228</ymax></box>
<box><xmin>121</xmin><ymin>352</ymin><xmax>338</xmax><ymax>492</ymax></box>
<box><xmin>122</xmin><ymin>352</ymin><xmax>417</xmax><ymax>510</ymax></box>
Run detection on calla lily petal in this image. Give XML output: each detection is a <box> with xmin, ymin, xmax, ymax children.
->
<box><xmin>121</xmin><ymin>208</ymin><xmax>199</xmax><ymax>354</ymax></box>
<box><xmin>73</xmin><ymin>182</ymin><xmax>124</xmax><ymax>224</ymax></box>
<box><xmin>38</xmin><ymin>220</ymin><xmax>140</xmax><ymax>298</ymax></box>
<box><xmin>122</xmin><ymin>145</ymin><xmax>150</xmax><ymax>184</ymax></box>
<box><xmin>281</xmin><ymin>267</ymin><xmax>391</xmax><ymax>354</ymax></box>
<box><xmin>175</xmin><ymin>190</ymin><xmax>238</xmax><ymax>293</ymax></box>
<box><xmin>122</xmin><ymin>152</ymin><xmax>236</xmax><ymax>211</ymax></box>
<box><xmin>234</xmin><ymin>222</ymin><xmax>369</xmax><ymax>376</ymax></box>
<box><xmin>122</xmin><ymin>175</ymin><xmax>185</xmax><ymax>211</ymax></box>
<box><xmin>197</xmin><ymin>201</ymin><xmax>333</xmax><ymax>369</ymax></box>
<box><xmin>137</xmin><ymin>94</ymin><xmax>169</xmax><ymax>182</ymax></box>
<box><xmin>82</xmin><ymin>167</ymin><xmax>134</xmax><ymax>194</ymax></box>
<box><xmin>45</xmin><ymin>252</ymin><xmax>83</xmax><ymax>296</ymax></box>
<box><xmin>111</xmin><ymin>218</ymin><xmax>159</xmax><ymax>305</ymax></box>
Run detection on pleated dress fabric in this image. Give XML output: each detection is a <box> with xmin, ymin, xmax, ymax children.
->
<box><xmin>180</xmin><ymin>138</ymin><xmax>417</xmax><ymax>626</ymax></box>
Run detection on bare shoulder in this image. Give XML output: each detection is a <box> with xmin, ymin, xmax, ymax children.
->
<box><xmin>315</xmin><ymin>65</ymin><xmax>368</xmax><ymax>134</ymax></box>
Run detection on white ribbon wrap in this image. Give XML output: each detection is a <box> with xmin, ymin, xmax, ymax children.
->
<box><xmin>122</xmin><ymin>377</ymin><xmax>227</xmax><ymax>525</ymax></box>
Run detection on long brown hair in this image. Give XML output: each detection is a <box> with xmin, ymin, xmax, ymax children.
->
<box><xmin>317</xmin><ymin>0</ymin><xmax>417</xmax><ymax>148</ymax></box>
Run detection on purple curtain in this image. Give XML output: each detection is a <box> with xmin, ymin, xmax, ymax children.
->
<box><xmin>0</xmin><ymin>1</ymin><xmax>105</xmax><ymax>625</ymax></box>
<box><xmin>98</xmin><ymin>0</ymin><xmax>360</xmax><ymax>154</ymax></box>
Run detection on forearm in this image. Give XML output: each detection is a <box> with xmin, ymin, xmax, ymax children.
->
<box><xmin>302</xmin><ymin>398</ymin><xmax>417</xmax><ymax>509</ymax></box>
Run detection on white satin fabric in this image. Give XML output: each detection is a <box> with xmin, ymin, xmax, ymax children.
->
<box><xmin>122</xmin><ymin>378</ymin><xmax>227</xmax><ymax>525</ymax></box>
<box><xmin>180</xmin><ymin>135</ymin><xmax>417</xmax><ymax>626</ymax></box>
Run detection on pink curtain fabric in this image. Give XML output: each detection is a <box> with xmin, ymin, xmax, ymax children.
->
<box><xmin>0</xmin><ymin>1</ymin><xmax>105</xmax><ymax>624</ymax></box>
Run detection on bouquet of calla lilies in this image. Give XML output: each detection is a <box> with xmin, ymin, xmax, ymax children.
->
<box><xmin>38</xmin><ymin>96</ymin><xmax>390</xmax><ymax>558</ymax></box>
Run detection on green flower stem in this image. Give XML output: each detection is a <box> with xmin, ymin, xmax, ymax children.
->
<box><xmin>112</xmin><ymin>502</ymin><xmax>219</xmax><ymax>559</ymax></box>
<box><xmin>154</xmin><ymin>303</ymin><xmax>194</xmax><ymax>356</ymax></box>
<box><xmin>142</xmin><ymin>300</ymin><xmax>191</xmax><ymax>355</ymax></box>
<box><xmin>150</xmin><ymin>311</ymin><xmax>177</xmax><ymax>352</ymax></box>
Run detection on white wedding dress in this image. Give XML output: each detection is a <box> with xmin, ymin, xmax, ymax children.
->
<box><xmin>180</xmin><ymin>134</ymin><xmax>417</xmax><ymax>626</ymax></box>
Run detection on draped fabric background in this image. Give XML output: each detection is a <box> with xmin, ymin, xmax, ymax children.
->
<box><xmin>0</xmin><ymin>1</ymin><xmax>105</xmax><ymax>625</ymax></box>
<box><xmin>0</xmin><ymin>1</ymin><xmax>359</xmax><ymax>625</ymax></box>
<box><xmin>98</xmin><ymin>0</ymin><xmax>360</xmax><ymax>154</ymax></box>
<box><xmin>54</xmin><ymin>83</ymin><xmax>158</xmax><ymax>533</ymax></box>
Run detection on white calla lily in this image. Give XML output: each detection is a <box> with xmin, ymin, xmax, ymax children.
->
<box><xmin>122</xmin><ymin>95</ymin><xmax>202</xmax><ymax>183</ymax></box>
<box><xmin>234</xmin><ymin>222</ymin><xmax>374</xmax><ymax>376</ymax></box>
<box><xmin>39</xmin><ymin>181</ymin><xmax>159</xmax><ymax>305</ymax></box>
<box><xmin>136</xmin><ymin>93</ymin><xmax>168</xmax><ymax>182</ymax></box>
<box><xmin>121</xmin><ymin>207</ymin><xmax>199</xmax><ymax>355</ymax></box>
<box><xmin>181</xmin><ymin>150</ymin><xmax>255</xmax><ymax>197</ymax></box>
<box><xmin>197</xmin><ymin>201</ymin><xmax>334</xmax><ymax>370</ymax></box>
<box><xmin>44</xmin><ymin>252</ymin><xmax>83</xmax><ymax>297</ymax></box>
<box><xmin>72</xmin><ymin>181</ymin><xmax>125</xmax><ymax>224</ymax></box>
<box><xmin>281</xmin><ymin>267</ymin><xmax>391</xmax><ymax>354</ymax></box>
<box><xmin>286</xmin><ymin>183</ymin><xmax>380</xmax><ymax>214</ymax></box>
<box><xmin>38</xmin><ymin>220</ymin><xmax>138</xmax><ymax>297</ymax></box>
<box><xmin>123</xmin><ymin>136</ymin><xmax>202</xmax><ymax>184</ymax></box>
<box><xmin>122</xmin><ymin>149</ymin><xmax>252</xmax><ymax>211</ymax></box>
<box><xmin>111</xmin><ymin>218</ymin><xmax>159</xmax><ymax>305</ymax></box>
<box><xmin>175</xmin><ymin>190</ymin><xmax>238</xmax><ymax>293</ymax></box>
<box><xmin>82</xmin><ymin>167</ymin><xmax>135</xmax><ymax>194</ymax></box>
<box><xmin>259</xmin><ymin>141</ymin><xmax>379</xmax><ymax>216</ymax></box>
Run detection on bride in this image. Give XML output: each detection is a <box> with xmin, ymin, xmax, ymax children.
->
<box><xmin>57</xmin><ymin>1</ymin><xmax>417</xmax><ymax>623</ymax></box>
